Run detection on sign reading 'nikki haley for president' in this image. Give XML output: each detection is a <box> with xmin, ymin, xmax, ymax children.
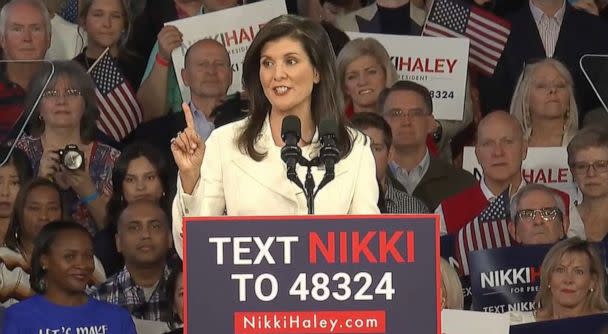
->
<box><xmin>182</xmin><ymin>215</ymin><xmax>440</xmax><ymax>334</ymax></box>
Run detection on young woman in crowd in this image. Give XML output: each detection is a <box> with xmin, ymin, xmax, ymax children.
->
<box><xmin>164</xmin><ymin>260</ymin><xmax>184</xmax><ymax>334</ymax></box>
<box><xmin>510</xmin><ymin>237</ymin><xmax>608</xmax><ymax>324</ymax></box>
<box><xmin>0</xmin><ymin>178</ymin><xmax>106</xmax><ymax>305</ymax></box>
<box><xmin>0</xmin><ymin>146</ymin><xmax>33</xmax><ymax>243</ymax></box>
<box><xmin>94</xmin><ymin>142</ymin><xmax>172</xmax><ymax>275</ymax></box>
<box><xmin>171</xmin><ymin>14</ymin><xmax>380</xmax><ymax>257</ymax></box>
<box><xmin>74</xmin><ymin>0</ymin><xmax>145</xmax><ymax>142</ymax></box>
<box><xmin>2</xmin><ymin>221</ymin><xmax>135</xmax><ymax>333</ymax></box>
<box><xmin>567</xmin><ymin>127</ymin><xmax>608</xmax><ymax>244</ymax></box>
<box><xmin>510</xmin><ymin>58</ymin><xmax>579</xmax><ymax>147</ymax></box>
<box><xmin>15</xmin><ymin>61</ymin><xmax>120</xmax><ymax>235</ymax></box>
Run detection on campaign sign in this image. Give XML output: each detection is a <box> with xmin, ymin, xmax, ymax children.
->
<box><xmin>167</xmin><ymin>0</ymin><xmax>287</xmax><ymax>102</ymax></box>
<box><xmin>345</xmin><ymin>32</ymin><xmax>469</xmax><ymax>121</ymax></box>
<box><xmin>462</xmin><ymin>147</ymin><xmax>579</xmax><ymax>202</ymax></box>
<box><xmin>510</xmin><ymin>313</ymin><xmax>608</xmax><ymax>334</ymax></box>
<box><xmin>469</xmin><ymin>245</ymin><xmax>551</xmax><ymax>313</ymax></box>
<box><xmin>183</xmin><ymin>215</ymin><xmax>440</xmax><ymax>334</ymax></box>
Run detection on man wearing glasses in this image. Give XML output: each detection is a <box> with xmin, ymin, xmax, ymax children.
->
<box><xmin>380</xmin><ymin>80</ymin><xmax>475</xmax><ymax>211</ymax></box>
<box><xmin>508</xmin><ymin>183</ymin><xmax>568</xmax><ymax>245</ymax></box>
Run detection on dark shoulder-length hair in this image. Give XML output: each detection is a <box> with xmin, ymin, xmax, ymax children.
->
<box><xmin>4</xmin><ymin>178</ymin><xmax>64</xmax><ymax>251</ymax></box>
<box><xmin>0</xmin><ymin>145</ymin><xmax>33</xmax><ymax>185</ymax></box>
<box><xmin>166</xmin><ymin>259</ymin><xmax>184</xmax><ymax>328</ymax></box>
<box><xmin>25</xmin><ymin>61</ymin><xmax>99</xmax><ymax>144</ymax></box>
<box><xmin>238</xmin><ymin>14</ymin><xmax>352</xmax><ymax>161</ymax></box>
<box><xmin>30</xmin><ymin>220</ymin><xmax>92</xmax><ymax>294</ymax></box>
<box><xmin>106</xmin><ymin>142</ymin><xmax>171</xmax><ymax>230</ymax></box>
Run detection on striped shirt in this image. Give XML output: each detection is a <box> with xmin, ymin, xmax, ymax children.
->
<box><xmin>384</xmin><ymin>179</ymin><xmax>430</xmax><ymax>214</ymax></box>
<box><xmin>529</xmin><ymin>0</ymin><xmax>565</xmax><ymax>57</ymax></box>
<box><xmin>88</xmin><ymin>266</ymin><xmax>172</xmax><ymax>322</ymax></box>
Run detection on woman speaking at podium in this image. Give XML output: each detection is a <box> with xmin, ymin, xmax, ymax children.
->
<box><xmin>170</xmin><ymin>15</ymin><xmax>379</xmax><ymax>257</ymax></box>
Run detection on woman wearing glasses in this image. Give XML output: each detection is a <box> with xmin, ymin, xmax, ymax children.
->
<box><xmin>14</xmin><ymin>61</ymin><xmax>120</xmax><ymax>235</ymax></box>
<box><xmin>567</xmin><ymin>127</ymin><xmax>608</xmax><ymax>244</ymax></box>
<box><xmin>510</xmin><ymin>58</ymin><xmax>579</xmax><ymax>147</ymax></box>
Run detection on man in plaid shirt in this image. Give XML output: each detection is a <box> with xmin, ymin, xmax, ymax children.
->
<box><xmin>89</xmin><ymin>200</ymin><xmax>173</xmax><ymax>322</ymax></box>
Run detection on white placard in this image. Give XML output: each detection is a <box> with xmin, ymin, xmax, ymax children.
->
<box><xmin>346</xmin><ymin>32</ymin><xmax>469</xmax><ymax>120</ymax></box>
<box><xmin>441</xmin><ymin>309</ymin><xmax>510</xmax><ymax>334</ymax></box>
<box><xmin>462</xmin><ymin>146</ymin><xmax>579</xmax><ymax>201</ymax></box>
<box><xmin>166</xmin><ymin>0</ymin><xmax>288</xmax><ymax>102</ymax></box>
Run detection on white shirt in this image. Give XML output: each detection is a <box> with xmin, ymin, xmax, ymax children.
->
<box><xmin>46</xmin><ymin>15</ymin><xmax>86</xmax><ymax>61</ymax></box>
<box><xmin>389</xmin><ymin>149</ymin><xmax>430</xmax><ymax>195</ymax></box>
<box><xmin>529</xmin><ymin>0</ymin><xmax>566</xmax><ymax>57</ymax></box>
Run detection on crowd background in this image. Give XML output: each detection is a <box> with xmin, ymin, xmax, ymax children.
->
<box><xmin>0</xmin><ymin>0</ymin><xmax>607</xmax><ymax>332</ymax></box>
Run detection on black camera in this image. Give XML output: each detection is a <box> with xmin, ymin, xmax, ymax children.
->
<box><xmin>57</xmin><ymin>145</ymin><xmax>85</xmax><ymax>171</ymax></box>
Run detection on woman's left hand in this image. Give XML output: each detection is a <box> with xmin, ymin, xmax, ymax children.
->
<box><xmin>57</xmin><ymin>167</ymin><xmax>97</xmax><ymax>199</ymax></box>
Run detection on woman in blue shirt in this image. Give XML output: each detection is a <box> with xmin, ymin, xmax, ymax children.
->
<box><xmin>2</xmin><ymin>221</ymin><xmax>135</xmax><ymax>333</ymax></box>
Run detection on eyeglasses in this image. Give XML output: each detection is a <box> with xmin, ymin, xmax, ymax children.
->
<box><xmin>383</xmin><ymin>108</ymin><xmax>429</xmax><ymax>120</ymax></box>
<box><xmin>42</xmin><ymin>88</ymin><xmax>82</xmax><ymax>99</ymax></box>
<box><xmin>570</xmin><ymin>160</ymin><xmax>608</xmax><ymax>175</ymax></box>
<box><xmin>516</xmin><ymin>207</ymin><xmax>562</xmax><ymax>223</ymax></box>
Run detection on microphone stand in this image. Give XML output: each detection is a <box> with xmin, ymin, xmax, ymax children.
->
<box><xmin>298</xmin><ymin>157</ymin><xmax>320</xmax><ymax>215</ymax></box>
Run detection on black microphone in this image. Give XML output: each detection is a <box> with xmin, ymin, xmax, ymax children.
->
<box><xmin>281</xmin><ymin>115</ymin><xmax>304</xmax><ymax>189</ymax></box>
<box><xmin>316</xmin><ymin>118</ymin><xmax>340</xmax><ymax>193</ymax></box>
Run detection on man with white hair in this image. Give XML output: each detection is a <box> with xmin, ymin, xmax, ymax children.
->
<box><xmin>0</xmin><ymin>0</ymin><xmax>51</xmax><ymax>140</ymax></box>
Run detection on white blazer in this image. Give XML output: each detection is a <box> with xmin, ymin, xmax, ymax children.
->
<box><xmin>172</xmin><ymin>116</ymin><xmax>380</xmax><ymax>257</ymax></box>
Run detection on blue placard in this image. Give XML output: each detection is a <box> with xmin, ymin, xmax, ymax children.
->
<box><xmin>510</xmin><ymin>313</ymin><xmax>608</xmax><ymax>334</ymax></box>
<box><xmin>183</xmin><ymin>215</ymin><xmax>440</xmax><ymax>334</ymax></box>
<box><xmin>469</xmin><ymin>245</ymin><xmax>552</xmax><ymax>313</ymax></box>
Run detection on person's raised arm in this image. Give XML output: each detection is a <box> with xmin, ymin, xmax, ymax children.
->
<box><xmin>171</xmin><ymin>103</ymin><xmax>205</xmax><ymax>194</ymax></box>
<box><xmin>137</xmin><ymin>26</ymin><xmax>183</xmax><ymax>121</ymax></box>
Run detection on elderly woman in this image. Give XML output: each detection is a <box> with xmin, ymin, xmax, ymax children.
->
<box><xmin>567</xmin><ymin>127</ymin><xmax>608</xmax><ymax>243</ymax></box>
<box><xmin>14</xmin><ymin>61</ymin><xmax>120</xmax><ymax>235</ymax></box>
<box><xmin>337</xmin><ymin>37</ymin><xmax>398</xmax><ymax>117</ymax></box>
<box><xmin>510</xmin><ymin>237</ymin><xmax>608</xmax><ymax>324</ymax></box>
<box><xmin>510</xmin><ymin>58</ymin><xmax>579</xmax><ymax>147</ymax></box>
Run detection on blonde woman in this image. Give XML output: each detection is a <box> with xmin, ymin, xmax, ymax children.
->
<box><xmin>337</xmin><ymin>37</ymin><xmax>399</xmax><ymax>117</ymax></box>
<box><xmin>510</xmin><ymin>237</ymin><xmax>608</xmax><ymax>324</ymax></box>
<box><xmin>509</xmin><ymin>58</ymin><xmax>579</xmax><ymax>147</ymax></box>
<box><xmin>440</xmin><ymin>257</ymin><xmax>464</xmax><ymax>310</ymax></box>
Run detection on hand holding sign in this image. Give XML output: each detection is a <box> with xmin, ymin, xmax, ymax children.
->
<box><xmin>171</xmin><ymin>103</ymin><xmax>205</xmax><ymax>194</ymax></box>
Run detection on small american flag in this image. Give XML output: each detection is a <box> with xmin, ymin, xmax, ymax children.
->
<box><xmin>422</xmin><ymin>0</ymin><xmax>511</xmax><ymax>76</ymax></box>
<box><xmin>89</xmin><ymin>53</ymin><xmax>143</xmax><ymax>141</ymax></box>
<box><xmin>457</xmin><ymin>189</ymin><xmax>512</xmax><ymax>275</ymax></box>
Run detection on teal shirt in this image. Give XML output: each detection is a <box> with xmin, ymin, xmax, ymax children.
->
<box><xmin>141</xmin><ymin>42</ymin><xmax>184</xmax><ymax>113</ymax></box>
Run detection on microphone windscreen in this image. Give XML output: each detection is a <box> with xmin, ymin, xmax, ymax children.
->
<box><xmin>281</xmin><ymin>115</ymin><xmax>301</xmax><ymax>142</ymax></box>
<box><xmin>319</xmin><ymin>118</ymin><xmax>339</xmax><ymax>140</ymax></box>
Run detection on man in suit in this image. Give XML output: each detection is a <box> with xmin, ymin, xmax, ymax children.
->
<box><xmin>380</xmin><ymin>81</ymin><xmax>476</xmax><ymax>211</ymax></box>
<box><xmin>482</xmin><ymin>0</ymin><xmax>608</xmax><ymax>120</ymax></box>
<box><xmin>335</xmin><ymin>0</ymin><xmax>428</xmax><ymax>35</ymax></box>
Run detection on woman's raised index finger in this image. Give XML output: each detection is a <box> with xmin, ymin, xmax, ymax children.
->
<box><xmin>182</xmin><ymin>102</ymin><xmax>195</xmax><ymax>129</ymax></box>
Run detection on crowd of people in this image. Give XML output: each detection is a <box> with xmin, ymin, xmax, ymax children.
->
<box><xmin>0</xmin><ymin>0</ymin><xmax>607</xmax><ymax>332</ymax></box>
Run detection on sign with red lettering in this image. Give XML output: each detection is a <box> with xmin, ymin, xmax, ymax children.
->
<box><xmin>346</xmin><ymin>32</ymin><xmax>469</xmax><ymax>120</ymax></box>
<box><xmin>183</xmin><ymin>215</ymin><xmax>440</xmax><ymax>334</ymax></box>
<box><xmin>166</xmin><ymin>0</ymin><xmax>287</xmax><ymax>101</ymax></box>
<box><xmin>469</xmin><ymin>245</ymin><xmax>551</xmax><ymax>313</ymax></box>
<box><xmin>462</xmin><ymin>147</ymin><xmax>579</xmax><ymax>202</ymax></box>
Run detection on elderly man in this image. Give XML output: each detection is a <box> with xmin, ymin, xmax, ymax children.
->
<box><xmin>436</xmin><ymin>111</ymin><xmax>528</xmax><ymax>274</ymax></box>
<box><xmin>0</xmin><ymin>0</ymin><xmax>51</xmax><ymax>140</ymax></box>
<box><xmin>508</xmin><ymin>183</ymin><xmax>568</xmax><ymax>245</ymax></box>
